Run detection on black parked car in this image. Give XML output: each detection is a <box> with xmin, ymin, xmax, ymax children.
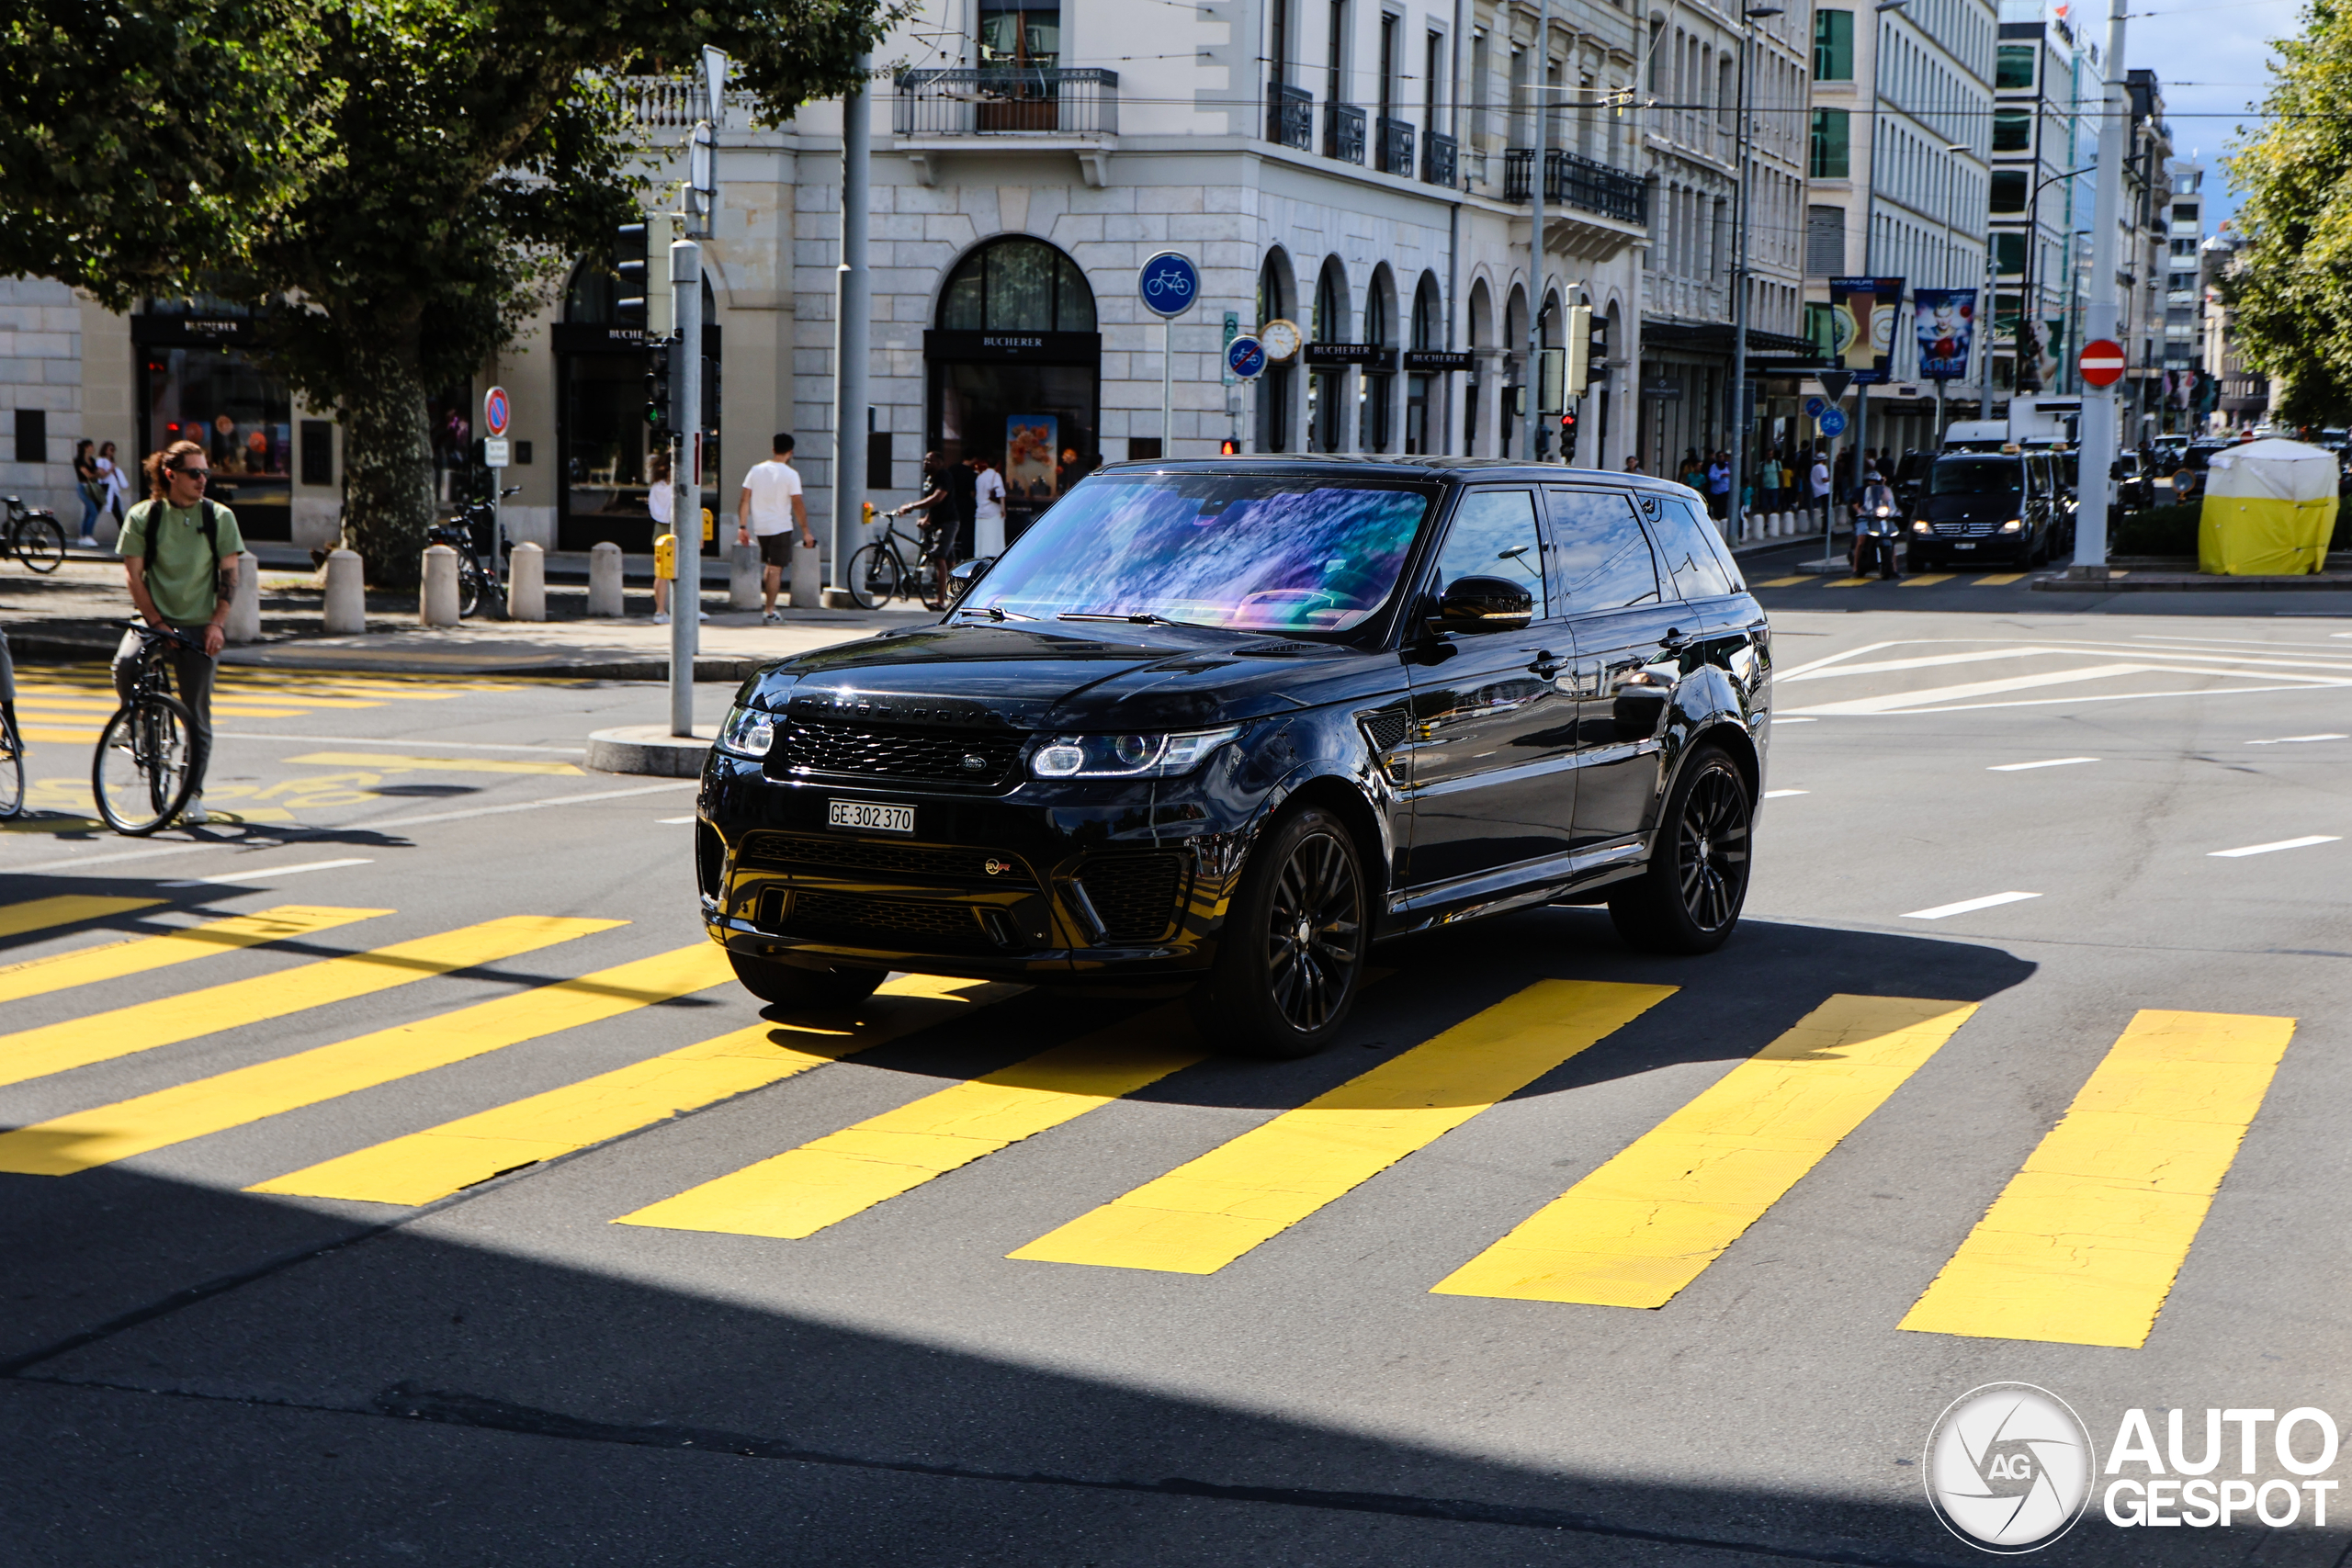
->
<box><xmin>696</xmin><ymin>458</ymin><xmax>1772</xmax><ymax>1057</ymax></box>
<box><xmin>1908</xmin><ymin>450</ymin><xmax>2058</xmax><ymax>569</ymax></box>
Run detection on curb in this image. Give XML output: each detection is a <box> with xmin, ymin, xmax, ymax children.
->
<box><xmin>0</xmin><ymin>626</ymin><xmax>775</xmax><ymax>682</ymax></box>
<box><xmin>2030</xmin><ymin>572</ymin><xmax>2352</xmax><ymax>593</ymax></box>
<box><xmin>585</xmin><ymin>724</ymin><xmax>715</xmax><ymax>777</ymax></box>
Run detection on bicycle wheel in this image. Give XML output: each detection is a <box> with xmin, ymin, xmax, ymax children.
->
<box><xmin>93</xmin><ymin>694</ymin><xmax>197</xmax><ymax>835</ymax></box>
<box><xmin>458</xmin><ymin>566</ymin><xmax>482</xmax><ymax>619</ymax></box>
<box><xmin>17</xmin><ymin>515</ymin><xmax>65</xmax><ymax>574</ymax></box>
<box><xmin>0</xmin><ymin>715</ymin><xmax>23</xmax><ymax>820</ymax></box>
<box><xmin>846</xmin><ymin>543</ymin><xmax>899</xmax><ymax>611</ymax></box>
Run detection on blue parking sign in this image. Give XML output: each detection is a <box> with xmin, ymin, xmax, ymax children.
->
<box><xmin>1138</xmin><ymin>252</ymin><xmax>1200</xmax><ymax>318</ymax></box>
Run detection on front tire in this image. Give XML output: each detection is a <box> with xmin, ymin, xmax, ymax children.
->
<box><xmin>92</xmin><ymin>695</ymin><xmax>198</xmax><ymax>836</ymax></box>
<box><xmin>846</xmin><ymin>543</ymin><xmax>898</xmax><ymax>611</ymax></box>
<box><xmin>1188</xmin><ymin>806</ymin><xmax>1366</xmax><ymax>1058</ymax></box>
<box><xmin>0</xmin><ymin>714</ymin><xmax>23</xmax><ymax>819</ymax></box>
<box><xmin>18</xmin><ymin>515</ymin><xmax>64</xmax><ymax>574</ymax></box>
<box><xmin>1608</xmin><ymin>743</ymin><xmax>1752</xmax><ymax>954</ymax></box>
<box><xmin>728</xmin><ymin>951</ymin><xmax>887</xmax><ymax>1009</ymax></box>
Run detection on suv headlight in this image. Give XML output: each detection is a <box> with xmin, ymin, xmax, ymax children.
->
<box><xmin>2000</xmin><ymin>518</ymin><xmax>2024</xmax><ymax>533</ymax></box>
<box><xmin>716</xmin><ymin>704</ymin><xmax>775</xmax><ymax>758</ymax></box>
<box><xmin>1911</xmin><ymin>520</ymin><xmax>1930</xmax><ymax>534</ymax></box>
<box><xmin>1030</xmin><ymin>726</ymin><xmax>1241</xmax><ymax>779</ymax></box>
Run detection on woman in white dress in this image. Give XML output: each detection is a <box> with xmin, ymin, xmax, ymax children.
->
<box><xmin>971</xmin><ymin>455</ymin><xmax>1007</xmax><ymax>558</ymax></box>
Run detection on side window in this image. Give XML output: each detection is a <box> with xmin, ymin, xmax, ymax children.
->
<box><xmin>1433</xmin><ymin>489</ymin><xmax>1546</xmax><ymax>605</ymax></box>
<box><xmin>1648</xmin><ymin>497</ymin><xmax>1736</xmax><ymax>602</ymax></box>
<box><xmin>1544</xmin><ymin>488</ymin><xmax>1662</xmax><ymax>615</ymax></box>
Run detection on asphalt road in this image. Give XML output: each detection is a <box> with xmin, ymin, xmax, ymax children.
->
<box><xmin>6</xmin><ymin>568</ymin><xmax>2352</xmax><ymax>1565</ymax></box>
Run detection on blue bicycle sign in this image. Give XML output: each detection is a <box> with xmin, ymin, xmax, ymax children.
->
<box><xmin>1816</xmin><ymin>406</ymin><xmax>1849</xmax><ymax>438</ymax></box>
<box><xmin>1226</xmin><ymin>335</ymin><xmax>1265</xmax><ymax>380</ymax></box>
<box><xmin>1138</xmin><ymin>252</ymin><xmax>1200</xmax><ymax>318</ymax></box>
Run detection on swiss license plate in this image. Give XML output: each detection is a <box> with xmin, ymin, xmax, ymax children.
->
<box><xmin>1955</xmin><ymin>541</ymin><xmax>1976</xmax><ymax>550</ymax></box>
<box><xmin>829</xmin><ymin>799</ymin><xmax>914</xmax><ymax>835</ymax></box>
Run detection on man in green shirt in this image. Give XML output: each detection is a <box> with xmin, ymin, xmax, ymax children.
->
<box><xmin>116</xmin><ymin>439</ymin><xmax>243</xmax><ymax>827</ymax></box>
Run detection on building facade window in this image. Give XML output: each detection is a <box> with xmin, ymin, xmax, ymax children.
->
<box><xmin>1992</xmin><ymin>107</ymin><xmax>2031</xmax><ymax>152</ymax></box>
<box><xmin>1809</xmin><ymin>108</ymin><xmax>1849</xmax><ymax>178</ymax></box>
<box><xmin>1990</xmin><ymin>169</ymin><xmax>2027</xmax><ymax>212</ymax></box>
<box><xmin>1813</xmin><ymin>10</ymin><xmax>1853</xmax><ymax>81</ymax></box>
<box><xmin>1996</xmin><ymin>43</ymin><xmax>2034</xmax><ymax>89</ymax></box>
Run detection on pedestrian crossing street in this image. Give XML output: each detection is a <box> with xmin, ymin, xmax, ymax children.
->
<box><xmin>0</xmin><ymin>893</ymin><xmax>2298</xmax><ymax>1352</ymax></box>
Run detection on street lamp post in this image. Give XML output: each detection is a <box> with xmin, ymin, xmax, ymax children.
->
<box><xmin>1849</xmin><ymin>0</ymin><xmax>1909</xmax><ymax>504</ymax></box>
<box><xmin>1725</xmin><ymin>5</ymin><xmax>1782</xmax><ymax>544</ymax></box>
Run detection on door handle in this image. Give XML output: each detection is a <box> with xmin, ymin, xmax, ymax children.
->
<box><xmin>1659</xmin><ymin>627</ymin><xmax>1690</xmax><ymax>651</ymax></box>
<box><xmin>1528</xmin><ymin>650</ymin><xmax>1566</xmax><ymax>681</ymax></box>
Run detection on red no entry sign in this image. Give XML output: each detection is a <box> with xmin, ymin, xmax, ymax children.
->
<box><xmin>2077</xmin><ymin>339</ymin><xmax>2126</xmax><ymax>389</ymax></box>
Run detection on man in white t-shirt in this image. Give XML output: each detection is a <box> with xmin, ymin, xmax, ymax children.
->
<box><xmin>1808</xmin><ymin>450</ymin><xmax>1832</xmax><ymax>534</ymax></box>
<box><xmin>970</xmin><ymin>455</ymin><xmax>1008</xmax><ymax>558</ymax></box>
<box><xmin>737</xmin><ymin>433</ymin><xmax>816</xmax><ymax>624</ymax></box>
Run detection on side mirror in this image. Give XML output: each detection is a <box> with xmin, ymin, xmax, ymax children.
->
<box><xmin>1433</xmin><ymin>574</ymin><xmax>1534</xmax><ymax>635</ymax></box>
<box><xmin>946</xmin><ymin>556</ymin><xmax>995</xmax><ymax>604</ymax></box>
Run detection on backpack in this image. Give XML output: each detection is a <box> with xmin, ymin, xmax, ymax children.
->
<box><xmin>134</xmin><ymin>497</ymin><xmax>224</xmax><ymax>561</ymax></box>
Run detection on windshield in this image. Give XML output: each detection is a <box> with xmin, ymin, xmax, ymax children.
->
<box><xmin>961</xmin><ymin>474</ymin><xmax>1433</xmax><ymax>633</ymax></box>
<box><xmin>1928</xmin><ymin>457</ymin><xmax>2023</xmax><ymax>497</ymax></box>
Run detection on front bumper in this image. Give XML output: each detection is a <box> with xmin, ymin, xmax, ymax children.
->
<box><xmin>696</xmin><ymin>750</ymin><xmax>1260</xmax><ymax>983</ymax></box>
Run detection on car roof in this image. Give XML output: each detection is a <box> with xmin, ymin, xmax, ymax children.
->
<box><xmin>1091</xmin><ymin>454</ymin><xmax>1686</xmax><ymax>496</ymax></box>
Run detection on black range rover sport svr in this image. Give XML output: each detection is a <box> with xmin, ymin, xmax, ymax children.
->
<box><xmin>696</xmin><ymin>457</ymin><xmax>1771</xmax><ymax>1057</ymax></box>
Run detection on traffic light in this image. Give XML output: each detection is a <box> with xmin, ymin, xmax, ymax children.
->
<box><xmin>645</xmin><ymin>335</ymin><xmax>674</xmax><ymax>439</ymax></box>
<box><xmin>1219</xmin><ymin>438</ymin><xmax>1240</xmax><ymax>455</ymax></box>
<box><xmin>1587</xmin><ymin>311</ymin><xmax>1608</xmax><ymax>389</ymax></box>
<box><xmin>1560</xmin><ymin>407</ymin><xmax>1579</xmax><ymax>461</ymax></box>
<box><xmin>1564</xmin><ymin>303</ymin><xmax>1593</xmax><ymax>392</ymax></box>
<box><xmin>615</xmin><ymin>221</ymin><xmax>650</xmax><ymax>333</ymax></box>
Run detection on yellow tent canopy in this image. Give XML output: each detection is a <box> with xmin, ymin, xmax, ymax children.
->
<box><xmin>2199</xmin><ymin>438</ymin><xmax>2340</xmax><ymax>576</ymax></box>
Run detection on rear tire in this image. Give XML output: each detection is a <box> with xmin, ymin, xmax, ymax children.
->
<box><xmin>1187</xmin><ymin>806</ymin><xmax>1366</xmax><ymax>1058</ymax></box>
<box><xmin>1608</xmin><ymin>743</ymin><xmax>1752</xmax><ymax>955</ymax></box>
<box><xmin>18</xmin><ymin>514</ymin><xmax>64</xmax><ymax>574</ymax></box>
<box><xmin>846</xmin><ymin>543</ymin><xmax>897</xmax><ymax>611</ymax></box>
<box><xmin>728</xmin><ymin>951</ymin><xmax>887</xmax><ymax>1009</ymax></box>
<box><xmin>0</xmin><ymin>714</ymin><xmax>23</xmax><ymax>819</ymax></box>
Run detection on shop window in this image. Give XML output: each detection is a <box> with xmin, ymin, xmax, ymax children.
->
<box><xmin>141</xmin><ymin>342</ymin><xmax>291</xmax><ymax>539</ymax></box>
<box><xmin>1992</xmin><ymin>107</ymin><xmax>2030</xmax><ymax>152</ymax></box>
<box><xmin>300</xmin><ymin>419</ymin><xmax>334</xmax><ymax>485</ymax></box>
<box><xmin>1809</xmin><ymin>109</ymin><xmax>1849</xmax><ymax>180</ymax></box>
<box><xmin>1996</xmin><ymin>44</ymin><xmax>2034</xmax><ymax>90</ymax></box>
<box><xmin>929</xmin><ymin>235</ymin><xmax>1099</xmax><ymax>527</ymax></box>
<box><xmin>1812</xmin><ymin>11</ymin><xmax>1852</xmax><ymax>81</ymax></box>
<box><xmin>938</xmin><ymin>237</ymin><xmax>1094</xmax><ymax>333</ymax></box>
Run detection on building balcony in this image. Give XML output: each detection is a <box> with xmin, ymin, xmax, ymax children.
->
<box><xmin>1376</xmin><ymin>115</ymin><xmax>1415</xmax><ymax>176</ymax></box>
<box><xmin>1503</xmin><ymin>148</ymin><xmax>1647</xmax><ymax>226</ymax></box>
<box><xmin>614</xmin><ymin>74</ymin><xmax>752</xmax><ymax>135</ymax></box>
<box><xmin>892</xmin><ymin>67</ymin><xmax>1119</xmax><ymax>137</ymax></box>
<box><xmin>1325</xmin><ymin>102</ymin><xmax>1367</xmax><ymax>164</ymax></box>
<box><xmin>1423</xmin><ymin>130</ymin><xmax>1459</xmax><ymax>189</ymax></box>
<box><xmin>1267</xmin><ymin>83</ymin><xmax>1313</xmax><ymax>151</ymax></box>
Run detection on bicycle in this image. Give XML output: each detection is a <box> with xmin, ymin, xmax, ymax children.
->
<box><xmin>0</xmin><ymin>629</ymin><xmax>23</xmax><ymax>821</ymax></box>
<box><xmin>3</xmin><ymin>495</ymin><xmax>66</xmax><ymax>575</ymax></box>
<box><xmin>429</xmin><ymin>485</ymin><xmax>518</xmax><ymax>618</ymax></box>
<box><xmin>845</xmin><ymin>513</ymin><xmax>952</xmax><ymax>612</ymax></box>
<box><xmin>91</xmin><ymin>621</ymin><xmax>203</xmax><ymax>835</ymax></box>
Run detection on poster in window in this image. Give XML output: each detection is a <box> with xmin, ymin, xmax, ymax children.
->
<box><xmin>1912</xmin><ymin>288</ymin><xmax>1974</xmax><ymax>381</ymax></box>
<box><xmin>1006</xmin><ymin>416</ymin><xmax>1058</xmax><ymax>505</ymax></box>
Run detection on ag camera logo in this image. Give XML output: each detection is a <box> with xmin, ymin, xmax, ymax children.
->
<box><xmin>1924</xmin><ymin>1382</ymin><xmax>2097</xmax><ymax>1552</ymax></box>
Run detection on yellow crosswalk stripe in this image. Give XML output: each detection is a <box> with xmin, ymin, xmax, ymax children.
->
<box><xmin>0</xmin><ymin>942</ymin><xmax>732</xmax><ymax>1176</ymax></box>
<box><xmin>1899</xmin><ymin>1009</ymin><xmax>2294</xmax><ymax>1349</ymax></box>
<box><xmin>1827</xmin><ymin>576</ymin><xmax>1881</xmax><ymax>588</ymax></box>
<box><xmin>1900</xmin><ymin>574</ymin><xmax>1955</xmax><ymax>587</ymax></box>
<box><xmin>251</xmin><ymin>976</ymin><xmax>1023</xmax><ymax>1205</ymax></box>
<box><xmin>616</xmin><ymin>1001</ymin><xmax>1204</xmax><ymax>1240</ymax></box>
<box><xmin>1975</xmin><ymin>573</ymin><xmax>2026</xmax><ymax>586</ymax></box>
<box><xmin>1432</xmin><ymin>994</ymin><xmax>1977</xmax><ymax>1308</ymax></box>
<box><xmin>0</xmin><ymin>895</ymin><xmax>160</xmax><ymax>942</ymax></box>
<box><xmin>0</xmin><ymin>905</ymin><xmax>384</xmax><ymax>1007</ymax></box>
<box><xmin>282</xmin><ymin>751</ymin><xmax>582</xmax><ymax>777</ymax></box>
<box><xmin>0</xmin><ymin>914</ymin><xmax>615</xmax><ymax>1089</ymax></box>
<box><xmin>1757</xmin><ymin>575</ymin><xmax>1811</xmax><ymax>588</ymax></box>
<box><xmin>1010</xmin><ymin>979</ymin><xmax>1677</xmax><ymax>1275</ymax></box>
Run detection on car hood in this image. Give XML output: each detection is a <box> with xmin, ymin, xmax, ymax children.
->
<box><xmin>741</xmin><ymin>620</ymin><xmax>1385</xmax><ymax>731</ymax></box>
<box><xmin>1924</xmin><ymin>491</ymin><xmax>2022</xmax><ymax>521</ymax></box>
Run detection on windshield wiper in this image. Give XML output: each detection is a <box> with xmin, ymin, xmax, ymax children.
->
<box><xmin>956</xmin><ymin>604</ymin><xmax>1038</xmax><ymax>621</ymax></box>
<box><xmin>1056</xmin><ymin>610</ymin><xmax>1210</xmax><ymax>629</ymax></box>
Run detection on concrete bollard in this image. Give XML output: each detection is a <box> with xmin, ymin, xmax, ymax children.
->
<box><xmin>729</xmin><ymin>539</ymin><xmax>762</xmax><ymax>611</ymax></box>
<box><xmin>506</xmin><ymin>541</ymin><xmax>546</xmax><ymax>621</ymax></box>
<box><xmin>586</xmin><ymin>540</ymin><xmax>624</xmax><ymax>617</ymax></box>
<box><xmin>789</xmin><ymin>538</ymin><xmax>821</xmax><ymax>611</ymax></box>
<box><xmin>420</xmin><ymin>544</ymin><xmax>460</xmax><ymax>626</ymax></box>
<box><xmin>322</xmin><ymin>548</ymin><xmax>366</xmax><ymax>634</ymax></box>
<box><xmin>223</xmin><ymin>551</ymin><xmax>261</xmax><ymax>644</ymax></box>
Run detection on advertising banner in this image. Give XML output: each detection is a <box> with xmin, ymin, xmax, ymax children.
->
<box><xmin>1829</xmin><ymin>276</ymin><xmax>1905</xmax><ymax>385</ymax></box>
<box><xmin>1911</xmin><ymin>288</ymin><xmax>1975</xmax><ymax>382</ymax></box>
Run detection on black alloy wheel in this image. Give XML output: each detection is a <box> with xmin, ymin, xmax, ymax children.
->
<box><xmin>728</xmin><ymin>951</ymin><xmax>887</xmax><ymax>1010</ymax></box>
<box><xmin>1608</xmin><ymin>744</ymin><xmax>1752</xmax><ymax>954</ymax></box>
<box><xmin>1189</xmin><ymin>806</ymin><xmax>1366</xmax><ymax>1058</ymax></box>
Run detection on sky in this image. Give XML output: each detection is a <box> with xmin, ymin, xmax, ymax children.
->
<box><xmin>2119</xmin><ymin>0</ymin><xmax>2306</xmax><ymax>225</ymax></box>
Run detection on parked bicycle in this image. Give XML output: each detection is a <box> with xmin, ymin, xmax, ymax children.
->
<box><xmin>428</xmin><ymin>485</ymin><xmax>520</xmax><ymax>618</ymax></box>
<box><xmin>4</xmin><ymin>495</ymin><xmax>66</xmax><ymax>575</ymax></box>
<box><xmin>0</xmin><ymin>629</ymin><xmax>23</xmax><ymax>821</ymax></box>
<box><xmin>845</xmin><ymin>513</ymin><xmax>952</xmax><ymax>612</ymax></box>
<box><xmin>92</xmin><ymin>621</ymin><xmax>202</xmax><ymax>834</ymax></box>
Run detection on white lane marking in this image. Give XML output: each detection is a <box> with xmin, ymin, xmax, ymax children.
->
<box><xmin>1903</xmin><ymin>891</ymin><xmax>2043</xmax><ymax>920</ymax></box>
<box><xmin>162</xmin><ymin>858</ymin><xmax>374</xmax><ymax>887</ymax></box>
<box><xmin>2246</xmin><ymin>734</ymin><xmax>2349</xmax><ymax>746</ymax></box>
<box><xmin>1786</xmin><ymin>663</ymin><xmax>2156</xmax><ymax>716</ymax></box>
<box><xmin>1849</xmin><ymin>680</ymin><xmax>2352</xmax><ymax>716</ymax></box>
<box><xmin>1773</xmin><ymin>640</ymin><xmax>1903</xmax><ymax>680</ymax></box>
<box><xmin>5</xmin><ymin>840</ymin><xmax>284</xmax><ymax>875</ymax></box>
<box><xmin>1988</xmin><ymin>757</ymin><xmax>2099</xmax><ymax>772</ymax></box>
<box><xmin>657</xmin><ymin>815</ymin><xmax>697</xmax><ymax>824</ymax></box>
<box><xmin>1772</xmin><ymin>716</ymin><xmax>1816</xmax><ymax>724</ymax></box>
<box><xmin>1779</xmin><ymin>648</ymin><xmax>2054</xmax><ymax>684</ymax></box>
<box><xmin>368</xmin><ymin>781</ymin><xmax>695</xmax><ymax>828</ymax></box>
<box><xmin>1763</xmin><ymin>789</ymin><xmax>1809</xmax><ymax>798</ymax></box>
<box><xmin>215</xmin><ymin>731</ymin><xmax>588</xmax><ymax>753</ymax></box>
<box><xmin>2209</xmin><ymin>835</ymin><xmax>2341</xmax><ymax>859</ymax></box>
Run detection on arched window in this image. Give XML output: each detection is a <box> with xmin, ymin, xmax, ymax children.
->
<box><xmin>1364</xmin><ymin>267</ymin><xmax>1395</xmax><ymax>349</ymax></box>
<box><xmin>1313</xmin><ymin>258</ymin><xmax>1348</xmax><ymax>342</ymax></box>
<box><xmin>937</xmin><ymin>236</ymin><xmax>1096</xmax><ymax>332</ymax></box>
<box><xmin>1258</xmin><ymin>249</ymin><xmax>1294</xmax><ymax>326</ymax></box>
<box><xmin>1411</xmin><ymin>273</ymin><xmax>1442</xmax><ymax>352</ymax></box>
<box><xmin>565</xmin><ymin>257</ymin><xmax>617</xmax><ymax>323</ymax></box>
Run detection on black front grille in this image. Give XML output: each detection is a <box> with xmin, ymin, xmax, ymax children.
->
<box><xmin>1931</xmin><ymin>519</ymin><xmax>2003</xmax><ymax>537</ymax></box>
<box><xmin>786</xmin><ymin>891</ymin><xmax>995</xmax><ymax>953</ymax></box>
<box><xmin>772</xmin><ymin>719</ymin><xmax>1024</xmax><ymax>787</ymax></box>
<box><xmin>739</xmin><ymin>832</ymin><xmax>1038</xmax><ymax>889</ymax></box>
<box><xmin>1079</xmin><ymin>854</ymin><xmax>1186</xmax><ymax>943</ymax></box>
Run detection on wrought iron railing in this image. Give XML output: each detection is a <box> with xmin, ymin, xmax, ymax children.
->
<box><xmin>1268</xmin><ymin>83</ymin><xmax>1313</xmax><ymax>150</ymax></box>
<box><xmin>1423</xmin><ymin>130</ymin><xmax>1458</xmax><ymax>188</ymax></box>
<box><xmin>1324</xmin><ymin>102</ymin><xmax>1366</xmax><ymax>164</ymax></box>
<box><xmin>1375</xmin><ymin>115</ymin><xmax>1415</xmax><ymax>175</ymax></box>
<box><xmin>893</xmin><ymin>67</ymin><xmax>1119</xmax><ymax>136</ymax></box>
<box><xmin>1502</xmin><ymin>148</ymin><xmax>1647</xmax><ymax>224</ymax></box>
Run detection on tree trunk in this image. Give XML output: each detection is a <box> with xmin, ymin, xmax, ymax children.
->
<box><xmin>338</xmin><ymin>332</ymin><xmax>435</xmax><ymax>589</ymax></box>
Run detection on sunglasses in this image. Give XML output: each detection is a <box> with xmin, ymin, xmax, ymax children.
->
<box><xmin>166</xmin><ymin>468</ymin><xmax>210</xmax><ymax>483</ymax></box>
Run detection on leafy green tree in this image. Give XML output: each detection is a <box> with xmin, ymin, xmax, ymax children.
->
<box><xmin>2227</xmin><ymin>0</ymin><xmax>2352</xmax><ymax>428</ymax></box>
